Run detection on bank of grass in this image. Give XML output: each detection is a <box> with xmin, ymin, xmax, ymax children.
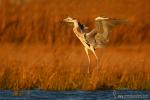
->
<box><xmin>0</xmin><ymin>44</ymin><xmax>150</xmax><ymax>90</ymax></box>
<box><xmin>0</xmin><ymin>0</ymin><xmax>150</xmax><ymax>90</ymax></box>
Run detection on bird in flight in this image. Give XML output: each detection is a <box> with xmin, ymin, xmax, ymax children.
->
<box><xmin>63</xmin><ymin>16</ymin><xmax>127</xmax><ymax>73</ymax></box>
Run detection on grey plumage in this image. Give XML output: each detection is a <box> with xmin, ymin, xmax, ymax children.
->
<box><xmin>85</xmin><ymin>17</ymin><xmax>127</xmax><ymax>48</ymax></box>
<box><xmin>63</xmin><ymin>16</ymin><xmax>127</xmax><ymax>73</ymax></box>
<box><xmin>78</xmin><ymin>21</ymin><xmax>88</xmax><ymax>33</ymax></box>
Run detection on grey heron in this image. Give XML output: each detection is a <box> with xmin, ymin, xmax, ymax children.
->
<box><xmin>63</xmin><ymin>16</ymin><xmax>127</xmax><ymax>73</ymax></box>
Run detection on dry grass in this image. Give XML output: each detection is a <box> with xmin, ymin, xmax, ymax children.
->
<box><xmin>0</xmin><ymin>44</ymin><xmax>150</xmax><ymax>90</ymax></box>
<box><xmin>0</xmin><ymin>0</ymin><xmax>150</xmax><ymax>90</ymax></box>
<box><xmin>0</xmin><ymin>0</ymin><xmax>150</xmax><ymax>45</ymax></box>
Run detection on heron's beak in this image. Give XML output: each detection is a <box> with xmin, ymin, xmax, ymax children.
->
<box><xmin>95</xmin><ymin>17</ymin><xmax>109</xmax><ymax>20</ymax></box>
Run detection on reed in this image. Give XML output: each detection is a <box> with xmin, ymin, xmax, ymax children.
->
<box><xmin>0</xmin><ymin>0</ymin><xmax>149</xmax><ymax>90</ymax></box>
<box><xmin>0</xmin><ymin>0</ymin><xmax>149</xmax><ymax>45</ymax></box>
<box><xmin>0</xmin><ymin>44</ymin><xmax>150</xmax><ymax>90</ymax></box>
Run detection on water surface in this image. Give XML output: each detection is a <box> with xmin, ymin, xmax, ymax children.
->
<box><xmin>0</xmin><ymin>89</ymin><xmax>149</xmax><ymax>100</ymax></box>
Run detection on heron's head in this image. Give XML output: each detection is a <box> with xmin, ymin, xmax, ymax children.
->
<box><xmin>95</xmin><ymin>16</ymin><xmax>109</xmax><ymax>20</ymax></box>
<box><xmin>63</xmin><ymin>17</ymin><xmax>77</xmax><ymax>23</ymax></box>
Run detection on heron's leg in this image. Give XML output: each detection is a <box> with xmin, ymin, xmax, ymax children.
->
<box><xmin>84</xmin><ymin>47</ymin><xmax>90</xmax><ymax>73</ymax></box>
<box><xmin>90</xmin><ymin>46</ymin><xmax>99</xmax><ymax>68</ymax></box>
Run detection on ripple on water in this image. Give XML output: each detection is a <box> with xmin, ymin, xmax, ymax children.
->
<box><xmin>0</xmin><ymin>89</ymin><xmax>149</xmax><ymax>100</ymax></box>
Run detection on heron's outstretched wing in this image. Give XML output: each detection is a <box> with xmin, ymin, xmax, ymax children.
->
<box><xmin>106</xmin><ymin>19</ymin><xmax>128</xmax><ymax>32</ymax></box>
<box><xmin>95</xmin><ymin>18</ymin><xmax>128</xmax><ymax>40</ymax></box>
<box><xmin>85</xmin><ymin>17</ymin><xmax>127</xmax><ymax>48</ymax></box>
<box><xmin>84</xmin><ymin>29</ymin><xmax>97</xmax><ymax>46</ymax></box>
<box><xmin>85</xmin><ymin>18</ymin><xmax>107</xmax><ymax>47</ymax></box>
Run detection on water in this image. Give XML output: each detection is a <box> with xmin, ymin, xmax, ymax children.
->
<box><xmin>0</xmin><ymin>89</ymin><xmax>149</xmax><ymax>100</ymax></box>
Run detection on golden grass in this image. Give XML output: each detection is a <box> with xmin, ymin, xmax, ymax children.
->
<box><xmin>0</xmin><ymin>44</ymin><xmax>150</xmax><ymax>90</ymax></box>
<box><xmin>0</xmin><ymin>0</ymin><xmax>150</xmax><ymax>90</ymax></box>
<box><xmin>0</xmin><ymin>0</ymin><xmax>150</xmax><ymax>45</ymax></box>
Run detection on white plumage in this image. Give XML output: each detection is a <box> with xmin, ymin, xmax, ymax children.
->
<box><xmin>63</xmin><ymin>16</ymin><xmax>127</xmax><ymax>73</ymax></box>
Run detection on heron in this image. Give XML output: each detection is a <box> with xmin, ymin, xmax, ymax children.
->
<box><xmin>63</xmin><ymin>16</ymin><xmax>127</xmax><ymax>73</ymax></box>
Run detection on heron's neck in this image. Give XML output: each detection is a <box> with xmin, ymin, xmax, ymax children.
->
<box><xmin>73</xmin><ymin>20</ymin><xmax>79</xmax><ymax>29</ymax></box>
<box><xmin>72</xmin><ymin>20</ymin><xmax>82</xmax><ymax>36</ymax></box>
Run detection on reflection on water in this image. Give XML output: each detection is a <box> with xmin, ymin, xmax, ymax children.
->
<box><xmin>0</xmin><ymin>89</ymin><xmax>149</xmax><ymax>100</ymax></box>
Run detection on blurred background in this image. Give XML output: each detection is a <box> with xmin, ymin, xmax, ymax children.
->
<box><xmin>0</xmin><ymin>0</ymin><xmax>150</xmax><ymax>90</ymax></box>
<box><xmin>0</xmin><ymin>0</ymin><xmax>150</xmax><ymax>45</ymax></box>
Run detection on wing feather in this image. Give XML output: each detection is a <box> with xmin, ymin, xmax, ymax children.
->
<box><xmin>84</xmin><ymin>17</ymin><xmax>127</xmax><ymax>48</ymax></box>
